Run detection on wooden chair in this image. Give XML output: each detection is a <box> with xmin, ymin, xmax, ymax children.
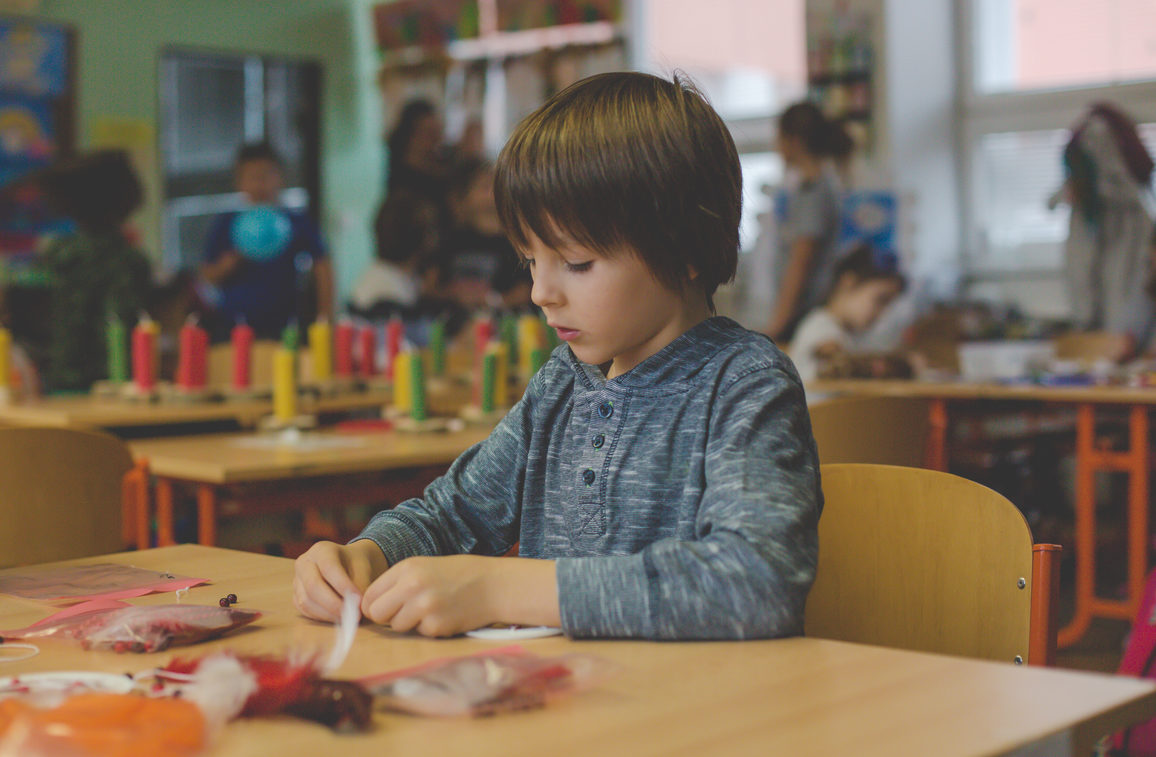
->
<box><xmin>208</xmin><ymin>339</ymin><xmax>281</xmax><ymax>388</ymax></box>
<box><xmin>805</xmin><ymin>463</ymin><xmax>1060</xmax><ymax>666</ymax></box>
<box><xmin>0</xmin><ymin>427</ymin><xmax>136</xmax><ymax>567</ymax></box>
<box><xmin>809</xmin><ymin>396</ymin><xmax>930</xmax><ymax>467</ymax></box>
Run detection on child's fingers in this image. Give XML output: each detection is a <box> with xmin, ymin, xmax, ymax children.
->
<box><xmin>360</xmin><ymin>561</ymin><xmax>402</xmax><ymax>607</ymax></box>
<box><xmin>346</xmin><ymin>553</ymin><xmax>377</xmax><ymax>593</ymax></box>
<box><xmin>383</xmin><ymin>594</ymin><xmax>425</xmax><ymax>633</ymax></box>
<box><xmin>295</xmin><ymin>586</ymin><xmax>340</xmax><ymax>623</ymax></box>
<box><xmin>362</xmin><ymin>581</ymin><xmax>409</xmax><ymax>627</ymax></box>
<box><xmin>296</xmin><ymin>556</ymin><xmax>347</xmax><ymax>619</ymax></box>
<box><xmin>314</xmin><ymin>550</ymin><xmax>363</xmax><ymax>600</ymax></box>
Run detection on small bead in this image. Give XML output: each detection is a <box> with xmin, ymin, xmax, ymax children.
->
<box><xmin>219</xmin><ymin>597</ymin><xmax>231</xmax><ymax>607</ymax></box>
<box><xmin>226</xmin><ymin>593</ymin><xmax>238</xmax><ymax>604</ymax></box>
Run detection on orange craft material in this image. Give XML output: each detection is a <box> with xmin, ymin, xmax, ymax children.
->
<box><xmin>0</xmin><ymin>693</ymin><xmax>206</xmax><ymax>756</ymax></box>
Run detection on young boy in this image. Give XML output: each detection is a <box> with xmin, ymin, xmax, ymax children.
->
<box><xmin>294</xmin><ymin>72</ymin><xmax>822</xmax><ymax>640</ymax></box>
<box><xmin>201</xmin><ymin>142</ymin><xmax>333</xmax><ymax>340</ymax></box>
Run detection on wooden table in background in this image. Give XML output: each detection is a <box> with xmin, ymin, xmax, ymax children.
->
<box><xmin>0</xmin><ymin>381</ymin><xmax>473</xmax><ymax>434</ymax></box>
<box><xmin>813</xmin><ymin>378</ymin><xmax>1156</xmax><ymax>649</ymax></box>
<box><xmin>1</xmin><ymin>545</ymin><xmax>1154</xmax><ymax>757</ymax></box>
<box><xmin>128</xmin><ymin>425</ymin><xmax>492</xmax><ymax>547</ymax></box>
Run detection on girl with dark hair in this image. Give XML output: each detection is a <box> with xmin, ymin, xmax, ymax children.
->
<box><xmin>349</xmin><ymin>191</ymin><xmax>441</xmax><ymax>320</ymax></box>
<box><xmin>1058</xmin><ymin>102</ymin><xmax>1155</xmax><ymax>341</ymax></box>
<box><xmin>766</xmin><ymin>101</ymin><xmax>853</xmax><ymax>343</ymax></box>
<box><xmin>788</xmin><ymin>243</ymin><xmax>905</xmax><ymax>388</ymax></box>
<box><xmin>385</xmin><ymin>99</ymin><xmax>447</xmax><ymax>201</ymax></box>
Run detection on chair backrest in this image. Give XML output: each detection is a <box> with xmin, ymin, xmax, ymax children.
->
<box><xmin>806</xmin><ymin>463</ymin><xmax>1034</xmax><ymax>664</ymax></box>
<box><xmin>808</xmin><ymin>396</ymin><xmax>930</xmax><ymax>467</ymax></box>
<box><xmin>208</xmin><ymin>340</ymin><xmax>281</xmax><ymax>388</ymax></box>
<box><xmin>1053</xmin><ymin>330</ymin><xmax>1131</xmax><ymax>363</ymax></box>
<box><xmin>0</xmin><ymin>426</ymin><xmax>134</xmax><ymax>567</ymax></box>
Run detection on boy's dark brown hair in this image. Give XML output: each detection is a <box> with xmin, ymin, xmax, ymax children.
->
<box><xmin>40</xmin><ymin>150</ymin><xmax>143</xmax><ymax>233</ymax></box>
<box><xmin>234</xmin><ymin>141</ymin><xmax>282</xmax><ymax>169</ymax></box>
<box><xmin>494</xmin><ymin>71</ymin><xmax>740</xmax><ymax>310</ymax></box>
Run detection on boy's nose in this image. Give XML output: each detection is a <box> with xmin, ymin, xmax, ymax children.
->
<box><xmin>531</xmin><ymin>271</ymin><xmax>560</xmax><ymax>309</ymax></box>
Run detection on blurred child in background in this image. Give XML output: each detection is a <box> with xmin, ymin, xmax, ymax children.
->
<box><xmin>1059</xmin><ymin>103</ymin><xmax>1154</xmax><ymax>343</ymax></box>
<box><xmin>766</xmin><ymin>101</ymin><xmax>852</xmax><ymax>343</ymax></box>
<box><xmin>201</xmin><ymin>142</ymin><xmax>333</xmax><ymax>340</ymax></box>
<box><xmin>434</xmin><ymin>157</ymin><xmax>531</xmax><ymax>310</ymax></box>
<box><xmin>38</xmin><ymin>150</ymin><xmax>152</xmax><ymax>392</ymax></box>
<box><xmin>385</xmin><ymin>99</ymin><xmax>449</xmax><ymax>225</ymax></box>
<box><xmin>789</xmin><ymin>243</ymin><xmax>906</xmax><ymax>389</ymax></box>
<box><xmin>349</xmin><ymin>190</ymin><xmax>441</xmax><ymax>321</ymax></box>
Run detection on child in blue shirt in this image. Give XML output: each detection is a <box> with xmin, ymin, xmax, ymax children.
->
<box><xmin>294</xmin><ymin>72</ymin><xmax>822</xmax><ymax>640</ymax></box>
<box><xmin>202</xmin><ymin>142</ymin><xmax>333</xmax><ymax>340</ymax></box>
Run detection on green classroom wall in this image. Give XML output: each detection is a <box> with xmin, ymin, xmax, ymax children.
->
<box><xmin>11</xmin><ymin>0</ymin><xmax>384</xmax><ymax>306</ymax></box>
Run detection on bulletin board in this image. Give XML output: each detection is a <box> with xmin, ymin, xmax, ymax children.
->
<box><xmin>0</xmin><ymin>16</ymin><xmax>75</xmax><ymax>260</ymax></box>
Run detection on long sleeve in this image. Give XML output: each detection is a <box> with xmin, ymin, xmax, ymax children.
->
<box><xmin>351</xmin><ymin>373</ymin><xmax>541</xmax><ymax>567</ymax></box>
<box><xmin>555</xmin><ymin>365</ymin><xmax>821</xmax><ymax>639</ymax></box>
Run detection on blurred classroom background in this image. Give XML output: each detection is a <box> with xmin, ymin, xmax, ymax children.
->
<box><xmin>3</xmin><ymin>0</ymin><xmax>1156</xmax><ymax>674</ymax></box>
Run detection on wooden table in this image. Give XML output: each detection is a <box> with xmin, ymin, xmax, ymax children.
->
<box><xmin>0</xmin><ymin>381</ymin><xmax>473</xmax><ymax>434</ymax></box>
<box><xmin>813</xmin><ymin>378</ymin><xmax>1156</xmax><ymax>649</ymax></box>
<box><xmin>2</xmin><ymin>546</ymin><xmax>1155</xmax><ymax>756</ymax></box>
<box><xmin>128</xmin><ymin>425</ymin><xmax>492</xmax><ymax>547</ymax></box>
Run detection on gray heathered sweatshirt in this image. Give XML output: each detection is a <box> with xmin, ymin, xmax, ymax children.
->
<box><xmin>354</xmin><ymin>316</ymin><xmax>822</xmax><ymax>640</ymax></box>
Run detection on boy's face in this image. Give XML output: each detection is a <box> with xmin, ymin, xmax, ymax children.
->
<box><xmin>525</xmin><ymin>232</ymin><xmax>700</xmax><ymax>378</ymax></box>
<box><xmin>236</xmin><ymin>158</ymin><xmax>283</xmax><ymax>205</ymax></box>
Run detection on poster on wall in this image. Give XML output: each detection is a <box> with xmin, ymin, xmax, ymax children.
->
<box><xmin>0</xmin><ymin>18</ymin><xmax>73</xmax><ymax>258</ymax></box>
<box><xmin>0</xmin><ymin>21</ymin><xmax>67</xmax><ymax>96</ymax></box>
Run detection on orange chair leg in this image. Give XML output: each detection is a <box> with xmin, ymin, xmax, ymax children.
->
<box><xmin>156</xmin><ymin>478</ymin><xmax>176</xmax><ymax>547</ymax></box>
<box><xmin>1030</xmin><ymin>543</ymin><xmax>1062</xmax><ymax>666</ymax></box>
<box><xmin>925</xmin><ymin>398</ymin><xmax>948</xmax><ymax>471</ymax></box>
<box><xmin>196</xmin><ymin>484</ymin><xmax>218</xmax><ymax>546</ymax></box>
<box><xmin>1059</xmin><ymin>404</ymin><xmax>1096</xmax><ymax>648</ymax></box>
<box><xmin>120</xmin><ymin>458</ymin><xmax>150</xmax><ymax>549</ymax></box>
<box><xmin>1126</xmin><ymin>406</ymin><xmax>1149</xmax><ymax>619</ymax></box>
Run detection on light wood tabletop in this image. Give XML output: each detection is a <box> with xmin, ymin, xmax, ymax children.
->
<box><xmin>0</xmin><ymin>395</ymin><xmax>274</xmax><ymax>429</ymax></box>
<box><xmin>128</xmin><ymin>425</ymin><xmax>492</xmax><ymax>484</ymax></box>
<box><xmin>1</xmin><ymin>545</ymin><xmax>1154</xmax><ymax>757</ymax></box>
<box><xmin>811</xmin><ymin>377</ymin><xmax>1156</xmax><ymax>405</ymax></box>
<box><xmin>0</xmin><ymin>382</ymin><xmax>475</xmax><ymax>432</ymax></box>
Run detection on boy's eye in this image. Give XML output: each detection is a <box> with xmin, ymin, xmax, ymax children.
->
<box><xmin>565</xmin><ymin>261</ymin><xmax>593</xmax><ymax>273</ymax></box>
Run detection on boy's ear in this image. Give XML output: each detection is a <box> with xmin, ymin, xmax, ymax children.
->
<box><xmin>687</xmin><ymin>264</ymin><xmax>700</xmax><ymax>281</ymax></box>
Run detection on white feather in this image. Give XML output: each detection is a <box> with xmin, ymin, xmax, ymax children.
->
<box><xmin>322</xmin><ymin>592</ymin><xmax>360</xmax><ymax>674</ymax></box>
<box><xmin>177</xmin><ymin>653</ymin><xmax>258</xmax><ymax>730</ymax></box>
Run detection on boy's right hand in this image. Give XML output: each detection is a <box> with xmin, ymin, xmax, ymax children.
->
<box><xmin>293</xmin><ymin>539</ymin><xmax>389</xmax><ymax>622</ymax></box>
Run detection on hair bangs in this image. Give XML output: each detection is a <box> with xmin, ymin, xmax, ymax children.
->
<box><xmin>495</xmin><ymin>106</ymin><xmax>632</xmax><ymax>261</ymax></box>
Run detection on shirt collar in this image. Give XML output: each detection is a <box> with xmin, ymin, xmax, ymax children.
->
<box><xmin>565</xmin><ymin>316</ymin><xmax>750</xmax><ymax>390</ymax></box>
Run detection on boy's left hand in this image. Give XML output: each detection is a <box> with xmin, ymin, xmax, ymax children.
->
<box><xmin>360</xmin><ymin>555</ymin><xmax>561</xmax><ymax>637</ymax></box>
<box><xmin>360</xmin><ymin>555</ymin><xmax>499</xmax><ymax>637</ymax></box>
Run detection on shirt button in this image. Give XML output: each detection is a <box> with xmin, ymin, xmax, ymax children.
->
<box><xmin>592</xmin><ymin>434</ymin><xmax>605</xmax><ymax>449</ymax></box>
<box><xmin>582</xmin><ymin>469</ymin><xmax>596</xmax><ymax>486</ymax></box>
<box><xmin>598</xmin><ymin>401</ymin><xmax>614</xmax><ymax>419</ymax></box>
